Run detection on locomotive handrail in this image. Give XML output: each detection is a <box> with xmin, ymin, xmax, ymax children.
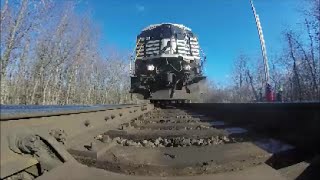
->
<box><xmin>199</xmin><ymin>47</ymin><xmax>206</xmax><ymax>73</ymax></box>
<box><xmin>135</xmin><ymin>38</ymin><xmax>143</xmax><ymax>62</ymax></box>
<box><xmin>130</xmin><ymin>38</ymin><xmax>143</xmax><ymax>75</ymax></box>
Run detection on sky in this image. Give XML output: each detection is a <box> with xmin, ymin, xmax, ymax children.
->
<box><xmin>78</xmin><ymin>0</ymin><xmax>305</xmax><ymax>86</ymax></box>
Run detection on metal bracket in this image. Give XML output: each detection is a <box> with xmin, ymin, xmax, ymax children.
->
<box><xmin>8</xmin><ymin>130</ymin><xmax>75</xmax><ymax>174</ymax></box>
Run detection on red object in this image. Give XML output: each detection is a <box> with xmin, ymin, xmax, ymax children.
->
<box><xmin>266</xmin><ymin>92</ymin><xmax>274</xmax><ymax>102</ymax></box>
<box><xmin>266</xmin><ymin>91</ymin><xmax>274</xmax><ymax>102</ymax></box>
<box><xmin>265</xmin><ymin>83</ymin><xmax>274</xmax><ymax>102</ymax></box>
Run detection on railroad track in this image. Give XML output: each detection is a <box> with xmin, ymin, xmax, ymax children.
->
<box><xmin>1</xmin><ymin>103</ymin><xmax>319</xmax><ymax>180</ymax></box>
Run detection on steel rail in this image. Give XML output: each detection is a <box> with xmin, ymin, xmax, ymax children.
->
<box><xmin>0</xmin><ymin>104</ymin><xmax>146</xmax><ymax>121</ymax></box>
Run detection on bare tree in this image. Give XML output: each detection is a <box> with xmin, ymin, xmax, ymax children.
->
<box><xmin>0</xmin><ymin>1</ymin><xmax>134</xmax><ymax>105</ymax></box>
<box><xmin>1</xmin><ymin>0</ymin><xmax>50</xmax><ymax>104</ymax></box>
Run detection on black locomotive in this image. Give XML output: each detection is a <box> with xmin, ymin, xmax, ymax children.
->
<box><xmin>130</xmin><ymin>23</ymin><xmax>206</xmax><ymax>100</ymax></box>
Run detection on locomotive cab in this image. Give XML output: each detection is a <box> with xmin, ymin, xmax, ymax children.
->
<box><xmin>130</xmin><ymin>23</ymin><xmax>206</xmax><ymax>100</ymax></box>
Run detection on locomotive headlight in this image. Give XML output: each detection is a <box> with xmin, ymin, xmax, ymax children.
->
<box><xmin>184</xmin><ymin>64</ymin><xmax>191</xmax><ymax>71</ymax></box>
<box><xmin>147</xmin><ymin>64</ymin><xmax>155</xmax><ymax>71</ymax></box>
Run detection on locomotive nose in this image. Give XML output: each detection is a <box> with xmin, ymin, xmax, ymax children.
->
<box><xmin>130</xmin><ymin>23</ymin><xmax>206</xmax><ymax>100</ymax></box>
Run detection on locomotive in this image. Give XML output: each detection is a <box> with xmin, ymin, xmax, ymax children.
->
<box><xmin>130</xmin><ymin>23</ymin><xmax>206</xmax><ymax>101</ymax></box>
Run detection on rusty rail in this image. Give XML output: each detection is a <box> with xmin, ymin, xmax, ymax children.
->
<box><xmin>0</xmin><ymin>103</ymin><xmax>153</xmax><ymax>179</ymax></box>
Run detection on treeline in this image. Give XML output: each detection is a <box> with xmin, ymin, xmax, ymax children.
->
<box><xmin>1</xmin><ymin>0</ymin><xmax>134</xmax><ymax>105</ymax></box>
<box><xmin>1</xmin><ymin>0</ymin><xmax>318</xmax><ymax>105</ymax></box>
<box><xmin>206</xmin><ymin>0</ymin><xmax>320</xmax><ymax>103</ymax></box>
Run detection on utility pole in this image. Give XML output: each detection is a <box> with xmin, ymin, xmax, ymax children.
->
<box><xmin>249</xmin><ymin>0</ymin><xmax>273</xmax><ymax>102</ymax></box>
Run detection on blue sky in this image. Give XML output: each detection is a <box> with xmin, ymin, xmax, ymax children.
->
<box><xmin>78</xmin><ymin>0</ymin><xmax>305</xmax><ymax>85</ymax></box>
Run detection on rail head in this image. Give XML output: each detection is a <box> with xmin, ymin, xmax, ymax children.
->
<box><xmin>0</xmin><ymin>104</ymin><xmax>146</xmax><ymax>121</ymax></box>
